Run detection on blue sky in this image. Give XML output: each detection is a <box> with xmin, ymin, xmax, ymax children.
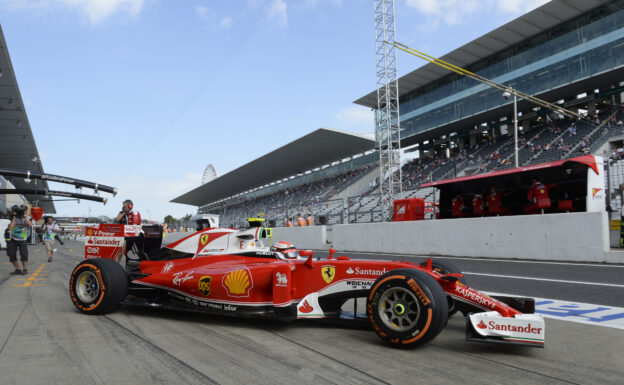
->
<box><xmin>0</xmin><ymin>0</ymin><xmax>548</xmax><ymax>221</ymax></box>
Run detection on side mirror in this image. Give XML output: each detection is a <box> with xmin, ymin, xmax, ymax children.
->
<box><xmin>299</xmin><ymin>250</ymin><xmax>314</xmax><ymax>257</ymax></box>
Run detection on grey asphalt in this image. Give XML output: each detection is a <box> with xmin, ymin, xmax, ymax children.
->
<box><xmin>0</xmin><ymin>241</ymin><xmax>622</xmax><ymax>385</ymax></box>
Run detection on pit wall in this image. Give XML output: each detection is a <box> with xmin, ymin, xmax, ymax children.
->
<box><xmin>274</xmin><ymin>212</ymin><xmax>615</xmax><ymax>263</ymax></box>
<box><xmin>271</xmin><ymin>225</ymin><xmax>329</xmax><ymax>250</ymax></box>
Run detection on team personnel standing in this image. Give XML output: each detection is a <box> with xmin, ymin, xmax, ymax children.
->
<box><xmin>286</xmin><ymin>217</ymin><xmax>294</xmax><ymax>227</ymax></box>
<box><xmin>527</xmin><ymin>179</ymin><xmax>549</xmax><ymax>213</ymax></box>
<box><xmin>41</xmin><ymin>216</ymin><xmax>60</xmax><ymax>262</ymax></box>
<box><xmin>115</xmin><ymin>199</ymin><xmax>142</xmax><ymax>225</ymax></box>
<box><xmin>306</xmin><ymin>213</ymin><xmax>314</xmax><ymax>226</ymax></box>
<box><xmin>297</xmin><ymin>213</ymin><xmax>306</xmax><ymax>227</ymax></box>
<box><xmin>7</xmin><ymin>205</ymin><xmax>32</xmax><ymax>275</ymax></box>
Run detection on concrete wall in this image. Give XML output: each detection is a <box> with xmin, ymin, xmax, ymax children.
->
<box><xmin>332</xmin><ymin>212</ymin><xmax>611</xmax><ymax>263</ymax></box>
<box><xmin>271</xmin><ymin>225</ymin><xmax>329</xmax><ymax>250</ymax></box>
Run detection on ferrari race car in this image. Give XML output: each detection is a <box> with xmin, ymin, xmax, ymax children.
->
<box><xmin>70</xmin><ymin>222</ymin><xmax>545</xmax><ymax>348</ymax></box>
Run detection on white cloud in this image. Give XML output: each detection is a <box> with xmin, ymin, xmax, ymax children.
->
<box><xmin>0</xmin><ymin>0</ymin><xmax>145</xmax><ymax>24</ymax></box>
<box><xmin>335</xmin><ymin>106</ymin><xmax>374</xmax><ymax>132</ymax></box>
<box><xmin>220</xmin><ymin>16</ymin><xmax>233</xmax><ymax>29</ymax></box>
<box><xmin>405</xmin><ymin>0</ymin><xmax>549</xmax><ymax>26</ymax></box>
<box><xmin>266</xmin><ymin>0</ymin><xmax>288</xmax><ymax>29</ymax></box>
<box><xmin>194</xmin><ymin>5</ymin><xmax>215</xmax><ymax>22</ymax></box>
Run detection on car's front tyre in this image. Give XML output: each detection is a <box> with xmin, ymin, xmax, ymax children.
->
<box><xmin>367</xmin><ymin>269</ymin><xmax>448</xmax><ymax>347</ymax></box>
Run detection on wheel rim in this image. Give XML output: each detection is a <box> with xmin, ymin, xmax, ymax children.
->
<box><xmin>75</xmin><ymin>270</ymin><xmax>100</xmax><ymax>304</ymax></box>
<box><xmin>378</xmin><ymin>287</ymin><xmax>421</xmax><ymax>331</ymax></box>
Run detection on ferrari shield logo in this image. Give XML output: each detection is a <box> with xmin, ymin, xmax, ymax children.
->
<box><xmin>198</xmin><ymin>276</ymin><xmax>211</xmax><ymax>296</ymax></box>
<box><xmin>200</xmin><ymin>234</ymin><xmax>210</xmax><ymax>246</ymax></box>
<box><xmin>322</xmin><ymin>265</ymin><xmax>335</xmax><ymax>284</ymax></box>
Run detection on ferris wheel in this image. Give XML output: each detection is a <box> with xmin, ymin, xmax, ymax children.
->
<box><xmin>202</xmin><ymin>164</ymin><xmax>217</xmax><ymax>184</ymax></box>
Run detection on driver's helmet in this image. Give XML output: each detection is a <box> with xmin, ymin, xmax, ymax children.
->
<box><xmin>271</xmin><ymin>241</ymin><xmax>299</xmax><ymax>259</ymax></box>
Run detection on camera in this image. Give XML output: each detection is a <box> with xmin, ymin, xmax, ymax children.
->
<box><xmin>502</xmin><ymin>91</ymin><xmax>511</xmax><ymax>100</ymax></box>
<box><xmin>11</xmin><ymin>204</ymin><xmax>27</xmax><ymax>219</ymax></box>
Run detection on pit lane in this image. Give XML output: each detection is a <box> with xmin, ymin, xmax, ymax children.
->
<box><xmin>0</xmin><ymin>243</ymin><xmax>622</xmax><ymax>385</ymax></box>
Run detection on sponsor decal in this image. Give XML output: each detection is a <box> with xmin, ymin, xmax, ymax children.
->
<box><xmin>85</xmin><ymin>237</ymin><xmax>124</xmax><ymax>247</ymax></box>
<box><xmin>407</xmin><ymin>279</ymin><xmax>431</xmax><ymax>306</ymax></box>
<box><xmin>477</xmin><ymin>320</ymin><xmax>487</xmax><ymax>329</ymax></box>
<box><xmin>321</xmin><ymin>265</ymin><xmax>335</xmax><ymax>284</ymax></box>
<box><xmin>198</xmin><ymin>276</ymin><xmax>212</xmax><ymax>296</ymax></box>
<box><xmin>347</xmin><ymin>267</ymin><xmax>387</xmax><ymax>276</ymax></box>
<box><xmin>298</xmin><ymin>300</ymin><xmax>313</xmax><ymax>313</ymax></box>
<box><xmin>86</xmin><ymin>228</ymin><xmax>94</xmax><ymax>236</ymax></box>
<box><xmin>161</xmin><ymin>262</ymin><xmax>174</xmax><ymax>273</ymax></box>
<box><xmin>275</xmin><ymin>272</ymin><xmax>288</xmax><ymax>287</ymax></box>
<box><xmin>93</xmin><ymin>230</ymin><xmax>116</xmax><ymax>237</ymax></box>
<box><xmin>124</xmin><ymin>227</ymin><xmax>137</xmax><ymax>236</ymax></box>
<box><xmin>172</xmin><ymin>271</ymin><xmax>194</xmax><ymax>286</ymax></box>
<box><xmin>346</xmin><ymin>280</ymin><xmax>374</xmax><ymax>289</ymax></box>
<box><xmin>86</xmin><ymin>247</ymin><xmax>100</xmax><ymax>255</ymax></box>
<box><xmin>487</xmin><ymin>321</ymin><xmax>542</xmax><ymax>334</ymax></box>
<box><xmin>592</xmin><ymin>188</ymin><xmax>602</xmax><ymax>199</ymax></box>
<box><xmin>455</xmin><ymin>286</ymin><xmax>496</xmax><ymax>309</ymax></box>
<box><xmin>238</xmin><ymin>241</ymin><xmax>246</xmax><ymax>249</ymax></box>
<box><xmin>168</xmin><ymin>292</ymin><xmax>237</xmax><ymax>311</ymax></box>
<box><xmin>222</xmin><ymin>269</ymin><xmax>253</xmax><ymax>297</ymax></box>
<box><xmin>396</xmin><ymin>205</ymin><xmax>405</xmax><ymax>215</ymax></box>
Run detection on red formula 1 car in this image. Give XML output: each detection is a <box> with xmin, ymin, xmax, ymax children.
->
<box><xmin>70</xmin><ymin>222</ymin><xmax>545</xmax><ymax>348</ymax></box>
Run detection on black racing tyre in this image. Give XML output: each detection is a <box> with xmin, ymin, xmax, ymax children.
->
<box><xmin>367</xmin><ymin>269</ymin><xmax>448</xmax><ymax>348</ymax></box>
<box><xmin>420</xmin><ymin>259</ymin><xmax>465</xmax><ymax>316</ymax></box>
<box><xmin>69</xmin><ymin>258</ymin><xmax>128</xmax><ymax>315</ymax></box>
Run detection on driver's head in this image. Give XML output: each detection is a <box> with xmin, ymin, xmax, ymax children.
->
<box><xmin>271</xmin><ymin>241</ymin><xmax>298</xmax><ymax>258</ymax></box>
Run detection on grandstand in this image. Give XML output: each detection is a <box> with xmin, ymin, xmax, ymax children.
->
<box><xmin>175</xmin><ymin>0</ymin><xmax>624</xmax><ymax>226</ymax></box>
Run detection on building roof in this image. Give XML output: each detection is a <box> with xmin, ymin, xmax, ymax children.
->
<box><xmin>0</xmin><ymin>25</ymin><xmax>55</xmax><ymax>213</ymax></box>
<box><xmin>171</xmin><ymin>128</ymin><xmax>375</xmax><ymax>207</ymax></box>
<box><xmin>419</xmin><ymin>155</ymin><xmax>599</xmax><ymax>188</ymax></box>
<box><xmin>354</xmin><ymin>0</ymin><xmax>605</xmax><ymax>109</ymax></box>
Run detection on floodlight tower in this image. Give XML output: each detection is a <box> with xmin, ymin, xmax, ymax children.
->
<box><xmin>374</xmin><ymin>0</ymin><xmax>402</xmax><ymax>221</ymax></box>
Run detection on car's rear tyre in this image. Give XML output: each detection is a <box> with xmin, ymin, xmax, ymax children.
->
<box><xmin>69</xmin><ymin>258</ymin><xmax>128</xmax><ymax>314</ymax></box>
<box><xmin>367</xmin><ymin>269</ymin><xmax>448</xmax><ymax>348</ymax></box>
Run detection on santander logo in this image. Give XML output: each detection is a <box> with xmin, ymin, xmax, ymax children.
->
<box><xmin>477</xmin><ymin>320</ymin><xmax>487</xmax><ymax>329</ymax></box>
<box><xmin>299</xmin><ymin>300</ymin><xmax>313</xmax><ymax>313</ymax></box>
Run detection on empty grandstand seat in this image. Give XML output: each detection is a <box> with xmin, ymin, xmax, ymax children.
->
<box><xmin>558</xmin><ymin>199</ymin><xmax>573</xmax><ymax>212</ymax></box>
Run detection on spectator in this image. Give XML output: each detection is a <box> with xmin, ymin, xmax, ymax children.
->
<box><xmin>286</xmin><ymin>217</ymin><xmax>294</xmax><ymax>227</ymax></box>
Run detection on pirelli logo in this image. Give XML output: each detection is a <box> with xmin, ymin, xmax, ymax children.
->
<box><xmin>407</xmin><ymin>278</ymin><xmax>430</xmax><ymax>306</ymax></box>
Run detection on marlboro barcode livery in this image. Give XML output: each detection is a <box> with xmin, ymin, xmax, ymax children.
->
<box><xmin>72</xmin><ymin>219</ymin><xmax>545</xmax><ymax>348</ymax></box>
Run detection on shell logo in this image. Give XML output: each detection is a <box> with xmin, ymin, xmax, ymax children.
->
<box><xmin>86</xmin><ymin>228</ymin><xmax>93</xmax><ymax>236</ymax></box>
<box><xmin>222</xmin><ymin>268</ymin><xmax>253</xmax><ymax>297</ymax></box>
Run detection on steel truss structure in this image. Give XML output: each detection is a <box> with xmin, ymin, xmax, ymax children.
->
<box><xmin>374</xmin><ymin>0</ymin><xmax>402</xmax><ymax>221</ymax></box>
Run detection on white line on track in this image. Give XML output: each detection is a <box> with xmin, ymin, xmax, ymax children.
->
<box><xmin>326</xmin><ymin>250</ymin><xmax>624</xmax><ymax>267</ymax></box>
<box><xmin>464</xmin><ymin>271</ymin><xmax>624</xmax><ymax>288</ymax></box>
<box><xmin>484</xmin><ymin>291</ymin><xmax>624</xmax><ymax>330</ymax></box>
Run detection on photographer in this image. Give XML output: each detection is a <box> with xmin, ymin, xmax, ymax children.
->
<box><xmin>7</xmin><ymin>205</ymin><xmax>32</xmax><ymax>275</ymax></box>
<box><xmin>115</xmin><ymin>199</ymin><xmax>141</xmax><ymax>225</ymax></box>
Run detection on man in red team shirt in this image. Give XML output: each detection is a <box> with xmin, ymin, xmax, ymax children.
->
<box><xmin>115</xmin><ymin>199</ymin><xmax>142</xmax><ymax>225</ymax></box>
<box><xmin>527</xmin><ymin>179</ymin><xmax>550</xmax><ymax>213</ymax></box>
